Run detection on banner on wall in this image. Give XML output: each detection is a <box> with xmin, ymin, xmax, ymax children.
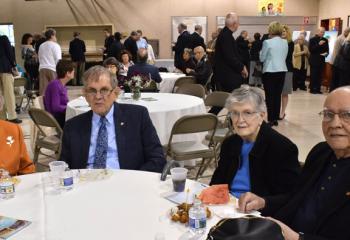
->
<box><xmin>258</xmin><ymin>0</ymin><xmax>285</xmax><ymax>16</ymax></box>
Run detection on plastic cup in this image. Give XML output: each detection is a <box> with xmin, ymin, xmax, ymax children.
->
<box><xmin>170</xmin><ymin>167</ymin><xmax>188</xmax><ymax>192</ymax></box>
<box><xmin>49</xmin><ymin>161</ymin><xmax>68</xmax><ymax>190</ymax></box>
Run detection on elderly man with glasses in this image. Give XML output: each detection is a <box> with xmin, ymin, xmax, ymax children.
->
<box><xmin>59</xmin><ymin>66</ymin><xmax>165</xmax><ymax>172</ymax></box>
<box><xmin>210</xmin><ymin>85</ymin><xmax>301</xmax><ymax>199</ymax></box>
<box><xmin>238</xmin><ymin>86</ymin><xmax>350</xmax><ymax>240</ymax></box>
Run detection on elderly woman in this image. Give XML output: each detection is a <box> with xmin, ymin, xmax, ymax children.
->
<box><xmin>260</xmin><ymin>21</ymin><xmax>288</xmax><ymax>126</ymax></box>
<box><xmin>0</xmin><ymin>96</ymin><xmax>35</xmax><ymax>175</ymax></box>
<box><xmin>210</xmin><ymin>85</ymin><xmax>300</xmax><ymax>198</ymax></box>
<box><xmin>293</xmin><ymin>35</ymin><xmax>309</xmax><ymax>91</ymax></box>
<box><xmin>118</xmin><ymin>50</ymin><xmax>134</xmax><ymax>77</ymax></box>
<box><xmin>179</xmin><ymin>48</ymin><xmax>196</xmax><ymax>74</ymax></box>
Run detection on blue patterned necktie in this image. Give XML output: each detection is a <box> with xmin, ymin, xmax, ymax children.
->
<box><xmin>93</xmin><ymin>116</ymin><xmax>108</xmax><ymax>169</ymax></box>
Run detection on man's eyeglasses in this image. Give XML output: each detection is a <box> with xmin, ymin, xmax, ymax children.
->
<box><xmin>85</xmin><ymin>88</ymin><xmax>114</xmax><ymax>97</ymax></box>
<box><xmin>319</xmin><ymin>110</ymin><xmax>350</xmax><ymax>123</ymax></box>
<box><xmin>228</xmin><ymin>111</ymin><xmax>258</xmax><ymax>121</ymax></box>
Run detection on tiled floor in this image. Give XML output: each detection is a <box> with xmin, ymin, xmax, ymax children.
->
<box><xmin>20</xmin><ymin>88</ymin><xmax>327</xmax><ymax>177</ymax></box>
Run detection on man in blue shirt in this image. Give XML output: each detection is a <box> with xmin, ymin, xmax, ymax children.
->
<box><xmin>60</xmin><ymin>65</ymin><xmax>165</xmax><ymax>172</ymax></box>
<box><xmin>136</xmin><ymin>30</ymin><xmax>148</xmax><ymax>49</ymax></box>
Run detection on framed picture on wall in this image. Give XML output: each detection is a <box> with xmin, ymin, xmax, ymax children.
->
<box><xmin>348</xmin><ymin>15</ymin><xmax>350</xmax><ymax>27</ymax></box>
<box><xmin>171</xmin><ymin>16</ymin><xmax>208</xmax><ymax>44</ymax></box>
<box><xmin>216</xmin><ymin>16</ymin><xmax>225</xmax><ymax>29</ymax></box>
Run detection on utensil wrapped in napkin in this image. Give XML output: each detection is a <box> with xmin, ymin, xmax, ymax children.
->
<box><xmin>198</xmin><ymin>184</ymin><xmax>230</xmax><ymax>204</ymax></box>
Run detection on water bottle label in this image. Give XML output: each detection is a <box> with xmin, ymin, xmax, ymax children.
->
<box><xmin>0</xmin><ymin>183</ymin><xmax>15</xmax><ymax>194</ymax></box>
<box><xmin>60</xmin><ymin>177</ymin><xmax>73</xmax><ymax>187</ymax></box>
<box><xmin>189</xmin><ymin>217</ymin><xmax>206</xmax><ymax>229</ymax></box>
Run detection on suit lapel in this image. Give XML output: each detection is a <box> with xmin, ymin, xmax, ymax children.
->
<box><xmin>81</xmin><ymin>111</ymin><xmax>93</xmax><ymax>168</ymax></box>
<box><xmin>113</xmin><ymin>103</ymin><xmax>126</xmax><ymax>169</ymax></box>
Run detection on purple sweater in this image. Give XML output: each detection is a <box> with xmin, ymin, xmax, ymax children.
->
<box><xmin>44</xmin><ymin>79</ymin><xmax>68</xmax><ymax>116</ymax></box>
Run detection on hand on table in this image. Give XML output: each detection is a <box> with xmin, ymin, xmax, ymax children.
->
<box><xmin>185</xmin><ymin>68</ymin><xmax>193</xmax><ymax>74</ymax></box>
<box><xmin>266</xmin><ymin>217</ymin><xmax>300</xmax><ymax>240</ymax></box>
<box><xmin>238</xmin><ymin>192</ymin><xmax>265</xmax><ymax>212</ymax></box>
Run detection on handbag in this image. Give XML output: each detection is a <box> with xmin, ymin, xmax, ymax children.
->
<box><xmin>206</xmin><ymin>217</ymin><xmax>284</xmax><ymax>240</ymax></box>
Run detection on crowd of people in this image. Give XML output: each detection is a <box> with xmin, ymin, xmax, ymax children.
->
<box><xmin>0</xmin><ymin>10</ymin><xmax>350</xmax><ymax>240</ymax></box>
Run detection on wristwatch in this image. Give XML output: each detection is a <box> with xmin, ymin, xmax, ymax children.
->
<box><xmin>298</xmin><ymin>232</ymin><xmax>305</xmax><ymax>240</ymax></box>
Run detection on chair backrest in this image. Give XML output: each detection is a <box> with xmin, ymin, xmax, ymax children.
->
<box><xmin>14</xmin><ymin>77</ymin><xmax>27</xmax><ymax>88</ymax></box>
<box><xmin>28</xmin><ymin>108</ymin><xmax>63</xmax><ymax>137</ymax></box>
<box><xmin>172</xmin><ymin>76</ymin><xmax>196</xmax><ymax>92</ymax></box>
<box><xmin>204</xmin><ymin>91</ymin><xmax>231</xmax><ymax>108</ymax></box>
<box><xmin>175</xmin><ymin>84</ymin><xmax>206</xmax><ymax>99</ymax></box>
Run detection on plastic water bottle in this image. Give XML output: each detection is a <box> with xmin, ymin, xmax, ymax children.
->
<box><xmin>0</xmin><ymin>169</ymin><xmax>15</xmax><ymax>199</ymax></box>
<box><xmin>189</xmin><ymin>198</ymin><xmax>206</xmax><ymax>236</ymax></box>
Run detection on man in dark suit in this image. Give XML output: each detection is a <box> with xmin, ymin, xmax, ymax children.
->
<box><xmin>309</xmin><ymin>27</ymin><xmax>329</xmax><ymax>94</ymax></box>
<box><xmin>124</xmin><ymin>31</ymin><xmax>138</xmax><ymax>62</ymax></box>
<box><xmin>0</xmin><ymin>35</ymin><xmax>21</xmax><ymax>123</ymax></box>
<box><xmin>236</xmin><ymin>30</ymin><xmax>251</xmax><ymax>84</ymax></box>
<box><xmin>60</xmin><ymin>65</ymin><xmax>166</xmax><ymax>172</ymax></box>
<box><xmin>103</xmin><ymin>29</ymin><xmax>114</xmax><ymax>60</ymax></box>
<box><xmin>173</xmin><ymin>23</ymin><xmax>191</xmax><ymax>69</ymax></box>
<box><xmin>190</xmin><ymin>25</ymin><xmax>206</xmax><ymax>50</ymax></box>
<box><xmin>238</xmin><ymin>86</ymin><xmax>350</xmax><ymax>240</ymax></box>
<box><xmin>69</xmin><ymin>32</ymin><xmax>86</xmax><ymax>85</ymax></box>
<box><xmin>127</xmin><ymin>48</ymin><xmax>162</xmax><ymax>83</ymax></box>
<box><xmin>210</xmin><ymin>12</ymin><xmax>248</xmax><ymax>115</ymax></box>
<box><xmin>186</xmin><ymin>46</ymin><xmax>212</xmax><ymax>86</ymax></box>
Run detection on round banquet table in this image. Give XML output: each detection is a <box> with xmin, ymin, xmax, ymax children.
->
<box><xmin>159</xmin><ymin>72</ymin><xmax>185</xmax><ymax>93</ymax></box>
<box><xmin>65</xmin><ymin>93</ymin><xmax>207</xmax><ymax>145</ymax></box>
<box><xmin>0</xmin><ymin>170</ymin><xmax>244</xmax><ymax>240</ymax></box>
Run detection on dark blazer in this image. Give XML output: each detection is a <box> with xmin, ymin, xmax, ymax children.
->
<box><xmin>60</xmin><ymin>103</ymin><xmax>166</xmax><ymax>173</ymax></box>
<box><xmin>173</xmin><ymin>30</ymin><xmax>191</xmax><ymax>69</ymax></box>
<box><xmin>309</xmin><ymin>35</ymin><xmax>329</xmax><ymax>66</ymax></box>
<box><xmin>124</xmin><ymin>37</ymin><xmax>138</xmax><ymax>62</ymax></box>
<box><xmin>210</xmin><ymin>122</ymin><xmax>301</xmax><ymax>197</ymax></box>
<box><xmin>69</xmin><ymin>38</ymin><xmax>86</xmax><ymax>62</ymax></box>
<box><xmin>214</xmin><ymin>27</ymin><xmax>244</xmax><ymax>92</ymax></box>
<box><xmin>188</xmin><ymin>56</ymin><xmax>212</xmax><ymax>85</ymax></box>
<box><xmin>190</xmin><ymin>32</ymin><xmax>206</xmax><ymax>50</ymax></box>
<box><xmin>0</xmin><ymin>35</ymin><xmax>16</xmax><ymax>73</ymax></box>
<box><xmin>264</xmin><ymin>142</ymin><xmax>350</xmax><ymax>240</ymax></box>
<box><xmin>107</xmin><ymin>40</ymin><xmax>124</xmax><ymax>60</ymax></box>
<box><xmin>104</xmin><ymin>35</ymin><xmax>114</xmax><ymax>54</ymax></box>
<box><xmin>286</xmin><ymin>41</ymin><xmax>295</xmax><ymax>71</ymax></box>
<box><xmin>236</xmin><ymin>35</ymin><xmax>250</xmax><ymax>66</ymax></box>
<box><xmin>127</xmin><ymin>63</ymin><xmax>162</xmax><ymax>83</ymax></box>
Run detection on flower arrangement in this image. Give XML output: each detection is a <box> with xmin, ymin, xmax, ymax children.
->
<box><xmin>126</xmin><ymin>73</ymin><xmax>151</xmax><ymax>100</ymax></box>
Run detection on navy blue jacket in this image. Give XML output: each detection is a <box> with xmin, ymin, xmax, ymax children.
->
<box><xmin>0</xmin><ymin>35</ymin><xmax>16</xmax><ymax>73</ymax></box>
<box><xmin>127</xmin><ymin>63</ymin><xmax>162</xmax><ymax>83</ymax></box>
<box><xmin>60</xmin><ymin>103</ymin><xmax>166</xmax><ymax>173</ymax></box>
<box><xmin>69</xmin><ymin>38</ymin><xmax>86</xmax><ymax>62</ymax></box>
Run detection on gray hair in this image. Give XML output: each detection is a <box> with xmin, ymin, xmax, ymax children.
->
<box><xmin>183</xmin><ymin>48</ymin><xmax>192</xmax><ymax>55</ymax></box>
<box><xmin>82</xmin><ymin>65</ymin><xmax>118</xmax><ymax>89</ymax></box>
<box><xmin>225</xmin><ymin>85</ymin><xmax>267</xmax><ymax>113</ymax></box>
<box><xmin>225</xmin><ymin>12</ymin><xmax>238</xmax><ymax>26</ymax></box>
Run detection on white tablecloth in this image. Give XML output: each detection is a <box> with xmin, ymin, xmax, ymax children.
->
<box><xmin>159</xmin><ymin>72</ymin><xmax>185</xmax><ymax>93</ymax></box>
<box><xmin>0</xmin><ymin>171</ymin><xmax>248</xmax><ymax>240</ymax></box>
<box><xmin>65</xmin><ymin>93</ymin><xmax>207</xmax><ymax>145</ymax></box>
<box><xmin>155</xmin><ymin>59</ymin><xmax>174</xmax><ymax>69</ymax></box>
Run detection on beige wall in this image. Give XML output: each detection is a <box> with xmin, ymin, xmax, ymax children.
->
<box><xmin>0</xmin><ymin>0</ymin><xmax>318</xmax><ymax>61</ymax></box>
<box><xmin>319</xmin><ymin>0</ymin><xmax>350</xmax><ymax>30</ymax></box>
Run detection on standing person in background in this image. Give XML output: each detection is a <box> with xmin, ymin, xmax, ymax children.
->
<box><xmin>0</xmin><ymin>35</ymin><xmax>21</xmax><ymax>123</ymax></box>
<box><xmin>33</xmin><ymin>32</ymin><xmax>46</xmax><ymax>54</ymax></box>
<box><xmin>189</xmin><ymin>25</ymin><xmax>206</xmax><ymax>50</ymax></box>
<box><xmin>334</xmin><ymin>33</ymin><xmax>350</xmax><ymax>87</ymax></box>
<box><xmin>260</xmin><ymin>21</ymin><xmax>288</xmax><ymax>127</ymax></box>
<box><xmin>38</xmin><ymin>28</ymin><xmax>62</xmax><ymax>95</ymax></box>
<box><xmin>249</xmin><ymin>33</ymin><xmax>263</xmax><ymax>87</ymax></box>
<box><xmin>172</xmin><ymin>23</ymin><xmax>191</xmax><ymax>69</ymax></box>
<box><xmin>21</xmin><ymin>33</ymin><xmax>39</xmax><ymax>90</ymax></box>
<box><xmin>309</xmin><ymin>27</ymin><xmax>329</xmax><ymax>94</ymax></box>
<box><xmin>69</xmin><ymin>32</ymin><xmax>86</xmax><ymax>86</ymax></box>
<box><xmin>329</xmin><ymin>27</ymin><xmax>350</xmax><ymax>91</ymax></box>
<box><xmin>44</xmin><ymin>60</ymin><xmax>74</xmax><ymax>128</ymax></box>
<box><xmin>210</xmin><ymin>12</ymin><xmax>248</xmax><ymax>115</ymax></box>
<box><xmin>102</xmin><ymin>29</ymin><xmax>114</xmax><ymax>60</ymax></box>
<box><xmin>108</xmin><ymin>32</ymin><xmax>124</xmax><ymax>61</ymax></box>
<box><xmin>124</xmin><ymin>31</ymin><xmax>139</xmax><ymax>62</ymax></box>
<box><xmin>136</xmin><ymin>30</ymin><xmax>148</xmax><ymax>49</ymax></box>
<box><xmin>280</xmin><ymin>25</ymin><xmax>294</xmax><ymax>120</ymax></box>
<box><xmin>143</xmin><ymin>37</ymin><xmax>156</xmax><ymax>65</ymax></box>
<box><xmin>293</xmin><ymin>35</ymin><xmax>310</xmax><ymax>91</ymax></box>
<box><xmin>236</xmin><ymin>30</ymin><xmax>251</xmax><ymax>84</ymax></box>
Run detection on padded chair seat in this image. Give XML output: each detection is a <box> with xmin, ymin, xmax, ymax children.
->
<box><xmin>169</xmin><ymin>141</ymin><xmax>215</xmax><ymax>160</ymax></box>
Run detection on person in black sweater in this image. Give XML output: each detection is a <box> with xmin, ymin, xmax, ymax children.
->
<box><xmin>69</xmin><ymin>32</ymin><xmax>86</xmax><ymax>85</ymax></box>
<box><xmin>236</xmin><ymin>30</ymin><xmax>251</xmax><ymax>84</ymax></box>
<box><xmin>178</xmin><ymin>48</ymin><xmax>195</xmax><ymax>74</ymax></box>
<box><xmin>186</xmin><ymin>46</ymin><xmax>212</xmax><ymax>85</ymax></box>
<box><xmin>103</xmin><ymin>29</ymin><xmax>114</xmax><ymax>60</ymax></box>
<box><xmin>249</xmin><ymin>32</ymin><xmax>263</xmax><ymax>87</ymax></box>
<box><xmin>107</xmin><ymin>32</ymin><xmax>124</xmax><ymax>60</ymax></box>
<box><xmin>172</xmin><ymin>23</ymin><xmax>192</xmax><ymax>69</ymax></box>
<box><xmin>189</xmin><ymin>25</ymin><xmax>206</xmax><ymax>50</ymax></box>
<box><xmin>309</xmin><ymin>27</ymin><xmax>329</xmax><ymax>94</ymax></box>
<box><xmin>124</xmin><ymin>31</ymin><xmax>138</xmax><ymax>63</ymax></box>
